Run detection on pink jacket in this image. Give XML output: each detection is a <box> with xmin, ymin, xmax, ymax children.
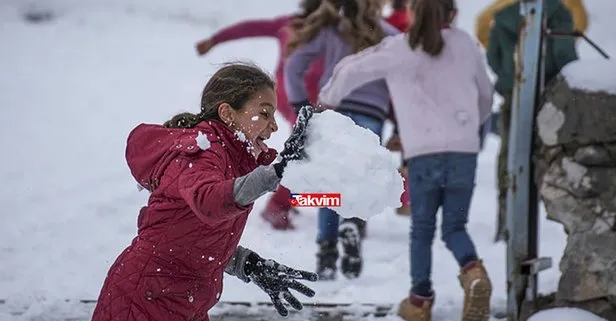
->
<box><xmin>211</xmin><ymin>15</ymin><xmax>324</xmax><ymax>124</ymax></box>
<box><xmin>319</xmin><ymin>29</ymin><xmax>494</xmax><ymax>159</ymax></box>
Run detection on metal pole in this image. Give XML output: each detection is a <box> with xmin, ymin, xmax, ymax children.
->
<box><xmin>505</xmin><ymin>1</ymin><xmax>546</xmax><ymax>320</ymax></box>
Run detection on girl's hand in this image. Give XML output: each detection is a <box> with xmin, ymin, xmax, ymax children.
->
<box><xmin>385</xmin><ymin>134</ymin><xmax>403</xmax><ymax>152</ymax></box>
<box><xmin>245</xmin><ymin>252</ymin><xmax>318</xmax><ymax>316</ymax></box>
<box><xmin>273</xmin><ymin>105</ymin><xmax>314</xmax><ymax>177</ymax></box>
<box><xmin>195</xmin><ymin>39</ymin><xmax>215</xmax><ymax>56</ymax></box>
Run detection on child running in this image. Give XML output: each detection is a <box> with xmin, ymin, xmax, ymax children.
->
<box><xmin>319</xmin><ymin>0</ymin><xmax>494</xmax><ymax>320</ymax></box>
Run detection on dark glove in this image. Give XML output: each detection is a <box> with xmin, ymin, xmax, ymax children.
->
<box><xmin>273</xmin><ymin>105</ymin><xmax>314</xmax><ymax>177</ymax></box>
<box><xmin>290</xmin><ymin>100</ymin><xmax>311</xmax><ymax>115</ymax></box>
<box><xmin>244</xmin><ymin>252</ymin><xmax>318</xmax><ymax>316</ymax></box>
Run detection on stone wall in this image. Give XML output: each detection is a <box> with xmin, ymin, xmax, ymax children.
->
<box><xmin>533</xmin><ymin>73</ymin><xmax>616</xmax><ymax>320</ymax></box>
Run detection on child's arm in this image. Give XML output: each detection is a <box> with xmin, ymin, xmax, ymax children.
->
<box><xmin>196</xmin><ymin>16</ymin><xmax>288</xmax><ymax>55</ymax></box>
<box><xmin>284</xmin><ymin>30</ymin><xmax>327</xmax><ymax>110</ymax></box>
<box><xmin>178</xmin><ymin>152</ymin><xmax>280</xmax><ymax>224</ymax></box>
<box><xmin>210</xmin><ymin>16</ymin><xmax>289</xmax><ymax>45</ymax></box>
<box><xmin>475</xmin><ymin>42</ymin><xmax>495</xmax><ymax>123</ymax></box>
<box><xmin>319</xmin><ymin>35</ymin><xmax>402</xmax><ymax>107</ymax></box>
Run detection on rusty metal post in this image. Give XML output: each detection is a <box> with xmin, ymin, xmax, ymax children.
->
<box><xmin>505</xmin><ymin>0</ymin><xmax>552</xmax><ymax>320</ymax></box>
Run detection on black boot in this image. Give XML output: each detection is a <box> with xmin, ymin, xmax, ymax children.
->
<box><xmin>339</xmin><ymin>218</ymin><xmax>363</xmax><ymax>279</ymax></box>
<box><xmin>316</xmin><ymin>240</ymin><xmax>338</xmax><ymax>281</ymax></box>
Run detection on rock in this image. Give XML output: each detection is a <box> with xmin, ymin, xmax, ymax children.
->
<box><xmin>558</xmin><ymin>232</ymin><xmax>616</xmax><ymax>302</ymax></box>
<box><xmin>537</xmin><ymin>75</ymin><xmax>616</xmax><ymax>148</ymax></box>
<box><xmin>534</xmin><ymin>71</ymin><xmax>616</xmax><ymax>318</ymax></box>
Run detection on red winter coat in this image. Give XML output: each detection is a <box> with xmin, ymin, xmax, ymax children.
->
<box><xmin>91</xmin><ymin>120</ymin><xmax>277</xmax><ymax>321</ymax></box>
<box><xmin>386</xmin><ymin>8</ymin><xmax>412</xmax><ymax>32</ymax></box>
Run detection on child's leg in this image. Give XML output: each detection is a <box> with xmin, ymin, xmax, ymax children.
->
<box><xmin>440</xmin><ymin>153</ymin><xmax>479</xmax><ymax>265</ymax></box>
<box><xmin>442</xmin><ymin>152</ymin><xmax>491</xmax><ymax>321</ymax></box>
<box><xmin>397</xmin><ymin>163</ymin><xmax>411</xmax><ymax>215</ymax></box>
<box><xmin>317</xmin><ymin>208</ymin><xmax>340</xmax><ymax>243</ymax></box>
<box><xmin>406</xmin><ymin>155</ymin><xmax>444</xmax><ymax>297</ymax></box>
<box><xmin>316</xmin><ymin>208</ymin><xmax>340</xmax><ymax>280</ymax></box>
<box><xmin>261</xmin><ymin>185</ymin><xmax>295</xmax><ymax>230</ymax></box>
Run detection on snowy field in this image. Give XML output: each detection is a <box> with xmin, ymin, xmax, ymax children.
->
<box><xmin>1</xmin><ymin>0</ymin><xmax>613</xmax><ymax>320</ymax></box>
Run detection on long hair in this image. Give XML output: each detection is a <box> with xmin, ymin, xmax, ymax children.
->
<box><xmin>163</xmin><ymin>62</ymin><xmax>274</xmax><ymax>128</ymax></box>
<box><xmin>287</xmin><ymin>0</ymin><xmax>385</xmax><ymax>55</ymax></box>
<box><xmin>408</xmin><ymin>0</ymin><xmax>456</xmax><ymax>56</ymax></box>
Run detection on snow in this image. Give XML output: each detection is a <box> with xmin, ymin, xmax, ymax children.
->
<box><xmin>1</xmin><ymin>0</ymin><xmax>614</xmax><ymax>320</ymax></box>
<box><xmin>561</xmin><ymin>59</ymin><xmax>616</xmax><ymax>95</ymax></box>
<box><xmin>281</xmin><ymin>110</ymin><xmax>404</xmax><ymax>220</ymax></box>
<box><xmin>195</xmin><ymin>131</ymin><xmax>210</xmax><ymax>150</ymax></box>
<box><xmin>527</xmin><ymin>307</ymin><xmax>607</xmax><ymax>321</ymax></box>
<box><xmin>560</xmin><ymin>0</ymin><xmax>616</xmax><ymax>96</ymax></box>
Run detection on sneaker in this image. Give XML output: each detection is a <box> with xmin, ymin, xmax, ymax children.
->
<box><xmin>260</xmin><ymin>209</ymin><xmax>295</xmax><ymax>230</ymax></box>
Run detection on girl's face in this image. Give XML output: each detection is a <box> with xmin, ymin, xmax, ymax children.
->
<box><xmin>229</xmin><ymin>87</ymin><xmax>279</xmax><ymax>157</ymax></box>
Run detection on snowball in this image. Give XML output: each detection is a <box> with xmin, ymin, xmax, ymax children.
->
<box><xmin>195</xmin><ymin>131</ymin><xmax>210</xmax><ymax>150</ymax></box>
<box><xmin>280</xmin><ymin>110</ymin><xmax>404</xmax><ymax>220</ymax></box>
<box><xmin>561</xmin><ymin>59</ymin><xmax>616</xmax><ymax>95</ymax></box>
<box><xmin>251</xmin><ymin>116</ymin><xmax>259</xmax><ymax>121</ymax></box>
<box><xmin>527</xmin><ymin>308</ymin><xmax>607</xmax><ymax>321</ymax></box>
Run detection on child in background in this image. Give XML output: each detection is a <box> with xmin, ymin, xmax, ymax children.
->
<box><xmin>284</xmin><ymin>0</ymin><xmax>399</xmax><ymax>281</ymax></box>
<box><xmin>92</xmin><ymin>63</ymin><xmax>317</xmax><ymax>321</ymax></box>
<box><xmin>384</xmin><ymin>0</ymin><xmax>413</xmax><ymax>215</ymax></box>
<box><xmin>474</xmin><ymin>0</ymin><xmax>588</xmax><ymax>49</ymax></box>
<box><xmin>386</xmin><ymin>0</ymin><xmax>412</xmax><ymax>31</ymax></box>
<box><xmin>318</xmin><ymin>0</ymin><xmax>494</xmax><ymax>319</ymax></box>
<box><xmin>195</xmin><ymin>0</ymin><xmax>324</xmax><ymax>231</ymax></box>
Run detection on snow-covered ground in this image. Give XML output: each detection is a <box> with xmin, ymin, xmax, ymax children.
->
<box><xmin>0</xmin><ymin>0</ymin><xmax>612</xmax><ymax>320</ymax></box>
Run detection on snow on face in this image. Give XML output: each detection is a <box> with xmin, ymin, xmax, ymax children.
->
<box><xmin>280</xmin><ymin>110</ymin><xmax>404</xmax><ymax>220</ymax></box>
<box><xmin>230</xmin><ymin>89</ymin><xmax>277</xmax><ymax>158</ymax></box>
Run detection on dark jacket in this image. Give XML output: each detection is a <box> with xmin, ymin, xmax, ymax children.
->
<box><xmin>486</xmin><ymin>0</ymin><xmax>578</xmax><ymax>95</ymax></box>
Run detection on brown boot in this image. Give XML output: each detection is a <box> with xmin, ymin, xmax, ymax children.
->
<box><xmin>397</xmin><ymin>293</ymin><xmax>434</xmax><ymax>321</ymax></box>
<box><xmin>459</xmin><ymin>260</ymin><xmax>492</xmax><ymax>321</ymax></box>
<box><xmin>396</xmin><ymin>204</ymin><xmax>411</xmax><ymax>216</ymax></box>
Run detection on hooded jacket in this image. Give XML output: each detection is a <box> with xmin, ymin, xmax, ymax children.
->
<box><xmin>486</xmin><ymin>0</ymin><xmax>578</xmax><ymax>95</ymax></box>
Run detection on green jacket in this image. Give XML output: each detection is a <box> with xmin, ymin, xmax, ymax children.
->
<box><xmin>486</xmin><ymin>0</ymin><xmax>578</xmax><ymax>95</ymax></box>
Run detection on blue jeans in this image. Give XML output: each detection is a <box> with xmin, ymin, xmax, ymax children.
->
<box><xmin>406</xmin><ymin>152</ymin><xmax>479</xmax><ymax>297</ymax></box>
<box><xmin>317</xmin><ymin>110</ymin><xmax>383</xmax><ymax>243</ymax></box>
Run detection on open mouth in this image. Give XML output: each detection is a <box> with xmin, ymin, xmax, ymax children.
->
<box><xmin>255</xmin><ymin>137</ymin><xmax>268</xmax><ymax>152</ymax></box>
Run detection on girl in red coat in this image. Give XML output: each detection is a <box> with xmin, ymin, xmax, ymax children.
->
<box><xmin>91</xmin><ymin>63</ymin><xmax>317</xmax><ymax>321</ymax></box>
<box><xmin>195</xmin><ymin>0</ymin><xmax>324</xmax><ymax>231</ymax></box>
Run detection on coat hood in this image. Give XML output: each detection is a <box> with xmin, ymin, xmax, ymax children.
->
<box><xmin>495</xmin><ymin>0</ymin><xmax>563</xmax><ymax>34</ymax></box>
<box><xmin>125</xmin><ymin>120</ymin><xmax>277</xmax><ymax>192</ymax></box>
